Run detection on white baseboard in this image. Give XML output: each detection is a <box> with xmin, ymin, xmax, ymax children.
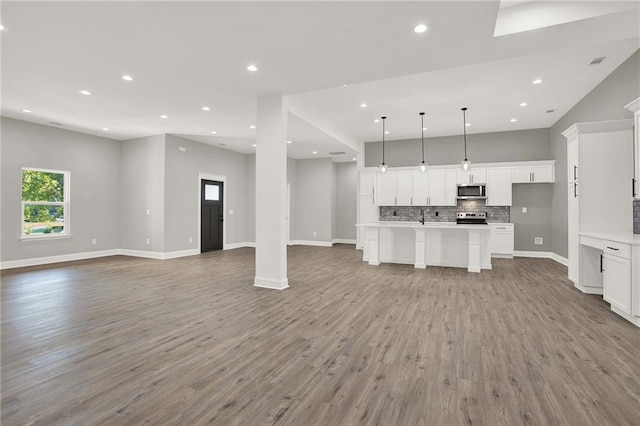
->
<box><xmin>254</xmin><ymin>276</ymin><xmax>289</xmax><ymax>290</ymax></box>
<box><xmin>224</xmin><ymin>242</ymin><xmax>255</xmax><ymax>250</ymax></box>
<box><xmin>119</xmin><ymin>249</ymin><xmax>164</xmax><ymax>259</ymax></box>
<box><xmin>491</xmin><ymin>253</ymin><xmax>514</xmax><ymax>259</ymax></box>
<box><xmin>289</xmin><ymin>240</ymin><xmax>333</xmax><ymax>247</ymax></box>
<box><xmin>0</xmin><ymin>249</ymin><xmax>121</xmax><ymax>270</ymax></box>
<box><xmin>332</xmin><ymin>239</ymin><xmax>357</xmax><ymax>245</ymax></box>
<box><xmin>162</xmin><ymin>249</ymin><xmax>199</xmax><ymax>259</ymax></box>
<box><xmin>514</xmin><ymin>251</ymin><xmax>568</xmax><ymax>266</ymax></box>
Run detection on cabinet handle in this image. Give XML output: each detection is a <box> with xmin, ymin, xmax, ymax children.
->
<box><xmin>411</xmin><ymin>197</ymin><xmax>413</xmax><ymax>206</ymax></box>
<box><xmin>395</xmin><ymin>197</ymin><xmax>397</xmax><ymax>206</ymax></box>
<box><xmin>470</xmin><ymin>175</ymin><xmax>473</xmax><ymax>183</ymax></box>
<box><xmin>633</xmin><ymin>178</ymin><xmax>636</xmax><ymax>198</ymax></box>
<box><xmin>573</xmin><ymin>165</ymin><xmax>578</xmax><ymax>181</ymax></box>
<box><xmin>496</xmin><ymin>227</ymin><xmax>507</xmax><ymax>229</ymax></box>
<box><xmin>574</xmin><ymin>183</ymin><xmax>578</xmax><ymax>198</ymax></box>
<box><xmin>372</xmin><ymin>187</ymin><xmax>375</xmax><ymax>197</ymax></box>
<box><xmin>606</xmin><ymin>246</ymin><xmax>619</xmax><ymax>251</ymax></box>
<box><xmin>600</xmin><ymin>254</ymin><xmax>604</xmax><ymax>272</ymax></box>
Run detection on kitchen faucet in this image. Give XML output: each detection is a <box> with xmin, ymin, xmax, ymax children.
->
<box><xmin>420</xmin><ymin>208</ymin><xmax>425</xmax><ymax>225</ymax></box>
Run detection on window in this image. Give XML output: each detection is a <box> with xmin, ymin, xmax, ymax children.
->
<box><xmin>21</xmin><ymin>168</ymin><xmax>70</xmax><ymax>238</ymax></box>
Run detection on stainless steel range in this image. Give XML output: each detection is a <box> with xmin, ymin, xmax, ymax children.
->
<box><xmin>456</xmin><ymin>212</ymin><xmax>488</xmax><ymax>225</ymax></box>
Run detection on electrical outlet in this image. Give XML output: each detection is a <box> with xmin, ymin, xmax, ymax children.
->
<box><xmin>188</xmin><ymin>237</ymin><xmax>193</xmax><ymax>243</ymax></box>
<box><xmin>146</xmin><ymin>238</ymin><xmax>150</xmax><ymax>245</ymax></box>
<box><xmin>522</xmin><ymin>207</ymin><xmax>527</xmax><ymax>213</ymax></box>
<box><xmin>229</xmin><ymin>209</ymin><xmax>234</xmax><ymax>215</ymax></box>
<box><xmin>91</xmin><ymin>238</ymin><xmax>97</xmax><ymax>245</ymax></box>
<box><xmin>535</xmin><ymin>237</ymin><xmax>543</xmax><ymax>245</ymax></box>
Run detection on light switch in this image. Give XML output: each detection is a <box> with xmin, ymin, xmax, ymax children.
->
<box><xmin>229</xmin><ymin>209</ymin><xmax>234</xmax><ymax>215</ymax></box>
<box><xmin>178</xmin><ymin>146</ymin><xmax>187</xmax><ymax>153</ymax></box>
<box><xmin>522</xmin><ymin>207</ymin><xmax>527</xmax><ymax>213</ymax></box>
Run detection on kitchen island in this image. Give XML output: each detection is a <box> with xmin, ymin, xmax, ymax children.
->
<box><xmin>356</xmin><ymin>222</ymin><xmax>492</xmax><ymax>273</ymax></box>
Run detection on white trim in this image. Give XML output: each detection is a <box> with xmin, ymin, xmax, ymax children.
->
<box><xmin>197</xmin><ymin>173</ymin><xmax>227</xmax><ymax>254</ymax></box>
<box><xmin>162</xmin><ymin>249</ymin><xmax>199</xmax><ymax>259</ymax></box>
<box><xmin>575</xmin><ymin>282</ymin><xmax>603</xmax><ymax>295</ymax></box>
<box><xmin>119</xmin><ymin>249</ymin><xmax>164</xmax><ymax>259</ymax></box>
<box><xmin>491</xmin><ymin>253</ymin><xmax>514</xmax><ymax>259</ymax></box>
<box><xmin>1</xmin><ymin>249</ymin><xmax>120</xmax><ymax>270</ymax></box>
<box><xmin>224</xmin><ymin>242</ymin><xmax>255</xmax><ymax>250</ymax></box>
<box><xmin>514</xmin><ymin>250</ymin><xmax>569</xmax><ymax>266</ymax></box>
<box><xmin>254</xmin><ymin>276</ymin><xmax>289</xmax><ymax>290</ymax></box>
<box><xmin>289</xmin><ymin>240</ymin><xmax>333</xmax><ymax>247</ymax></box>
<box><xmin>332</xmin><ymin>239</ymin><xmax>357</xmax><ymax>245</ymax></box>
<box><xmin>20</xmin><ymin>234</ymin><xmax>73</xmax><ymax>241</ymax></box>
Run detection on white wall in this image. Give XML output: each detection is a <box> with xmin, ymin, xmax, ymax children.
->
<box><xmin>294</xmin><ymin>158</ymin><xmax>334</xmax><ymax>242</ymax></box>
<box><xmin>1</xmin><ymin>118</ymin><xmax>121</xmax><ymax>262</ymax></box>
<box><xmin>120</xmin><ymin>134</ymin><xmax>166</xmax><ymax>252</ymax></box>
<box><xmin>334</xmin><ymin>162</ymin><xmax>357</xmax><ymax>241</ymax></box>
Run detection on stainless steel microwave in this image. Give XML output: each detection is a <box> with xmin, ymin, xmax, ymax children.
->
<box><xmin>457</xmin><ymin>184</ymin><xmax>486</xmax><ymax>199</ymax></box>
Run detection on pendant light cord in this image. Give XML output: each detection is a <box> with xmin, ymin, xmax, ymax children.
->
<box><xmin>381</xmin><ymin>116</ymin><xmax>386</xmax><ymax>164</ymax></box>
<box><xmin>420</xmin><ymin>112</ymin><xmax>425</xmax><ymax>163</ymax></box>
<box><xmin>462</xmin><ymin>107</ymin><xmax>468</xmax><ymax>161</ymax></box>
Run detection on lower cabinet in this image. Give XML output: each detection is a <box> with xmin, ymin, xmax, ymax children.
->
<box><xmin>603</xmin><ymin>244</ymin><xmax>632</xmax><ymax>315</ymax></box>
<box><xmin>489</xmin><ymin>223</ymin><xmax>514</xmax><ymax>257</ymax></box>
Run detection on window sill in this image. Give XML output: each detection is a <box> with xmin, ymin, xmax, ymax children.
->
<box><xmin>20</xmin><ymin>234</ymin><xmax>73</xmax><ymax>241</ymax></box>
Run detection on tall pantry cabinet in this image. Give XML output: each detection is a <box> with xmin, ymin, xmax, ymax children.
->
<box><xmin>562</xmin><ymin>119</ymin><xmax>634</xmax><ymax>290</ymax></box>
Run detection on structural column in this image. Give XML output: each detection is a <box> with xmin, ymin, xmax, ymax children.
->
<box><xmin>254</xmin><ymin>95</ymin><xmax>289</xmax><ymax>290</ymax></box>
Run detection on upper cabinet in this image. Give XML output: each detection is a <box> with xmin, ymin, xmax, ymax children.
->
<box><xmin>359</xmin><ymin>170</ymin><xmax>376</xmax><ymax>197</ymax></box>
<box><xmin>377</xmin><ymin>172</ymin><xmax>397</xmax><ymax>206</ymax></box>
<box><xmin>624</xmin><ymin>97</ymin><xmax>640</xmax><ymax>198</ymax></box>
<box><xmin>412</xmin><ymin>171</ymin><xmax>429</xmax><ymax>206</ymax></box>
<box><xmin>512</xmin><ymin>163</ymin><xmax>555</xmax><ymax>183</ymax></box>
<box><xmin>486</xmin><ymin>167</ymin><xmax>512</xmax><ymax>206</ymax></box>
<box><xmin>457</xmin><ymin>167</ymin><xmax>486</xmax><ymax>184</ymax></box>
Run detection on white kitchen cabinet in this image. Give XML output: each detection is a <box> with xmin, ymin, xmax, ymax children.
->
<box><xmin>412</xmin><ymin>171</ymin><xmax>429</xmax><ymax>206</ymax></box>
<box><xmin>624</xmin><ymin>97</ymin><xmax>640</xmax><ymax>198</ymax></box>
<box><xmin>457</xmin><ymin>167</ymin><xmax>486</xmax><ymax>184</ymax></box>
<box><xmin>396</xmin><ymin>172</ymin><xmax>413</xmax><ymax>205</ymax></box>
<box><xmin>603</xmin><ymin>242</ymin><xmax>632</xmax><ymax>315</ymax></box>
<box><xmin>377</xmin><ymin>172</ymin><xmax>397</xmax><ymax>206</ymax></box>
<box><xmin>429</xmin><ymin>168</ymin><xmax>457</xmax><ymax>206</ymax></box>
<box><xmin>489</xmin><ymin>223</ymin><xmax>514</xmax><ymax>257</ymax></box>
<box><xmin>444</xmin><ymin>169</ymin><xmax>458</xmax><ymax>206</ymax></box>
<box><xmin>359</xmin><ymin>170</ymin><xmax>376</xmax><ymax>197</ymax></box>
<box><xmin>512</xmin><ymin>164</ymin><xmax>554</xmax><ymax>183</ymax></box>
<box><xmin>568</xmin><ymin>183</ymin><xmax>579</xmax><ymax>283</ymax></box>
<box><xmin>486</xmin><ymin>167</ymin><xmax>512</xmax><ymax>206</ymax></box>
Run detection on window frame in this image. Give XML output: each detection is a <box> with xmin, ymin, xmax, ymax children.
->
<box><xmin>20</xmin><ymin>167</ymin><xmax>71</xmax><ymax>240</ymax></box>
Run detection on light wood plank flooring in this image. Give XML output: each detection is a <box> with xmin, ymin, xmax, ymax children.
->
<box><xmin>2</xmin><ymin>245</ymin><xmax>640</xmax><ymax>425</ymax></box>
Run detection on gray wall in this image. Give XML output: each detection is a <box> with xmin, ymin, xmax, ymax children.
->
<box><xmin>164</xmin><ymin>135</ymin><xmax>248</xmax><ymax>251</ymax></box>
<box><xmin>294</xmin><ymin>158</ymin><xmax>333</xmax><ymax>242</ymax></box>
<box><xmin>120</xmin><ymin>134</ymin><xmax>166</xmax><ymax>252</ymax></box>
<box><xmin>364</xmin><ymin>128</ymin><xmax>553</xmax><ymax>252</ymax></box>
<box><xmin>1</xmin><ymin>117</ymin><xmax>121</xmax><ymax>261</ymax></box>
<box><xmin>334</xmin><ymin>162</ymin><xmax>357</xmax><ymax>240</ymax></box>
<box><xmin>550</xmin><ymin>50</ymin><xmax>640</xmax><ymax>258</ymax></box>
<box><xmin>365</xmin><ymin>128</ymin><xmax>551</xmax><ymax>167</ymax></box>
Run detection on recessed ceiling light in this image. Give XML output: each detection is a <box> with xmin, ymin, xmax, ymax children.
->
<box><xmin>249</xmin><ymin>125</ymin><xmax>256</xmax><ymax>129</ymax></box>
<box><xmin>414</xmin><ymin>24</ymin><xmax>428</xmax><ymax>33</ymax></box>
<box><xmin>510</xmin><ymin>118</ymin><xmax>517</xmax><ymax>122</ymax></box>
<box><xmin>247</xmin><ymin>64</ymin><xmax>258</xmax><ymax>72</ymax></box>
<box><xmin>211</xmin><ymin>130</ymin><xmax>217</xmax><ymax>134</ymax></box>
<box><xmin>385</xmin><ymin>130</ymin><xmax>390</xmax><ymax>134</ymax></box>
<box><xmin>102</xmin><ymin>127</ymin><xmax>110</xmax><ymax>131</ymax></box>
<box><xmin>312</xmin><ymin>151</ymin><xmax>318</xmax><ymax>154</ymax></box>
<box><xmin>533</xmin><ymin>79</ymin><xmax>543</xmax><ymax>84</ymax></box>
<box><xmin>520</xmin><ymin>102</ymin><xmax>528</xmax><ymax>107</ymax></box>
<box><xmin>352</xmin><ymin>157</ymin><xmax>357</xmax><ymax>161</ymax></box>
<box><xmin>160</xmin><ymin>114</ymin><xmax>168</xmax><ymax>119</ymax></box>
<box><xmin>79</xmin><ymin>90</ymin><xmax>91</xmax><ymax>96</ymax></box>
<box><xmin>252</xmin><ymin>144</ymin><xmax>257</xmax><ymax>147</ymax></box>
<box><xmin>374</xmin><ymin>119</ymin><xmax>380</xmax><ymax>123</ymax></box>
<box><xmin>422</xmin><ymin>127</ymin><xmax>428</xmax><ymax>131</ymax></box>
<box><xmin>121</xmin><ymin>75</ymin><xmax>133</xmax><ymax>81</ymax></box>
<box><xmin>0</xmin><ymin>24</ymin><xmax>5</xmax><ymax>31</ymax></box>
<box><xmin>202</xmin><ymin>106</ymin><xmax>210</xmax><ymax>111</ymax></box>
<box><xmin>465</xmin><ymin>123</ymin><xmax>471</xmax><ymax>127</ymax></box>
<box><xmin>22</xmin><ymin>109</ymin><xmax>32</xmax><ymax>113</ymax></box>
<box><xmin>360</xmin><ymin>103</ymin><xmax>367</xmax><ymax>108</ymax></box>
<box><xmin>287</xmin><ymin>140</ymin><xmax>292</xmax><ymax>144</ymax></box>
<box><xmin>343</xmin><ymin>84</ymin><xmax>348</xmax><ymax>87</ymax></box>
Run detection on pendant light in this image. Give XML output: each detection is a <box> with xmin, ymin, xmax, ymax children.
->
<box><xmin>419</xmin><ymin>112</ymin><xmax>427</xmax><ymax>173</ymax></box>
<box><xmin>460</xmin><ymin>107</ymin><xmax>471</xmax><ymax>171</ymax></box>
<box><xmin>379</xmin><ymin>116</ymin><xmax>388</xmax><ymax>173</ymax></box>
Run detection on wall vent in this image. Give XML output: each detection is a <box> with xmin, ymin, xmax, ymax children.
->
<box><xmin>329</xmin><ymin>151</ymin><xmax>346</xmax><ymax>155</ymax></box>
<box><xmin>589</xmin><ymin>56</ymin><xmax>607</xmax><ymax>65</ymax></box>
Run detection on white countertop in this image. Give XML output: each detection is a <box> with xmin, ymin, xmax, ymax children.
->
<box><xmin>357</xmin><ymin>221</ymin><xmax>491</xmax><ymax>230</ymax></box>
<box><xmin>580</xmin><ymin>231</ymin><xmax>640</xmax><ymax>246</ymax></box>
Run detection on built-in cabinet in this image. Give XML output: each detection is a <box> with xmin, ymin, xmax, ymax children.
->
<box><xmin>357</xmin><ymin>171</ymin><xmax>378</xmax><ymax>249</ymax></box>
<box><xmin>624</xmin><ymin>97</ymin><xmax>640</xmax><ymax>198</ymax></box>
<box><xmin>602</xmin><ymin>241</ymin><xmax>632</xmax><ymax>315</ymax></box>
<box><xmin>512</xmin><ymin>164</ymin><xmax>554</xmax><ymax>183</ymax></box>
<box><xmin>457</xmin><ymin>168</ymin><xmax>486</xmax><ymax>184</ymax></box>
<box><xmin>489</xmin><ymin>223</ymin><xmax>514</xmax><ymax>257</ymax></box>
<box><xmin>486</xmin><ymin>167</ymin><xmax>512</xmax><ymax>206</ymax></box>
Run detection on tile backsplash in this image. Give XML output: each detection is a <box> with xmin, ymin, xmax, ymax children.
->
<box><xmin>379</xmin><ymin>200</ymin><xmax>510</xmax><ymax>223</ymax></box>
<box><xmin>634</xmin><ymin>200</ymin><xmax>640</xmax><ymax>234</ymax></box>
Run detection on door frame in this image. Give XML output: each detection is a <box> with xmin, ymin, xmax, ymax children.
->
<box><xmin>197</xmin><ymin>173</ymin><xmax>227</xmax><ymax>252</ymax></box>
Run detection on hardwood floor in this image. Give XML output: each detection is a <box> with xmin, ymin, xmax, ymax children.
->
<box><xmin>2</xmin><ymin>245</ymin><xmax>640</xmax><ymax>425</ymax></box>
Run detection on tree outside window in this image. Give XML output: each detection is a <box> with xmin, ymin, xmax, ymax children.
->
<box><xmin>22</xmin><ymin>168</ymin><xmax>70</xmax><ymax>237</ymax></box>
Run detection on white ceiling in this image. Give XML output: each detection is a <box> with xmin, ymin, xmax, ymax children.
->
<box><xmin>1</xmin><ymin>1</ymin><xmax>639</xmax><ymax>161</ymax></box>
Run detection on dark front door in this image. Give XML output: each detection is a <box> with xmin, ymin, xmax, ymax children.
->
<box><xmin>201</xmin><ymin>180</ymin><xmax>223</xmax><ymax>252</ymax></box>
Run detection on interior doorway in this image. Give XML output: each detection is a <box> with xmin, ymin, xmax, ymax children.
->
<box><xmin>201</xmin><ymin>179</ymin><xmax>224</xmax><ymax>252</ymax></box>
